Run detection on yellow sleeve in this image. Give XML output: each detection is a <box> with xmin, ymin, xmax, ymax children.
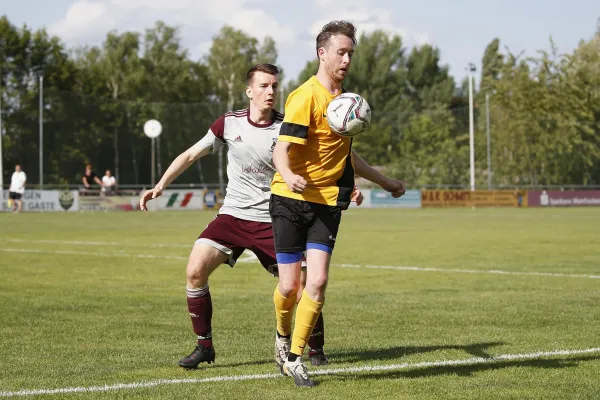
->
<box><xmin>279</xmin><ymin>89</ymin><xmax>312</xmax><ymax>145</ymax></box>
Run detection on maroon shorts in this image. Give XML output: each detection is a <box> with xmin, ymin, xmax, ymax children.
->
<box><xmin>196</xmin><ymin>214</ymin><xmax>277</xmax><ymax>272</ymax></box>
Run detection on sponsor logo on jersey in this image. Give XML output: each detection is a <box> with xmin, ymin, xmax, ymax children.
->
<box><xmin>234</xmin><ymin>135</ymin><xmax>243</xmax><ymax>142</ymax></box>
<box><xmin>242</xmin><ymin>164</ymin><xmax>271</xmax><ymax>174</ymax></box>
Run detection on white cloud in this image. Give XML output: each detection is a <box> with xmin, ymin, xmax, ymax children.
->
<box><xmin>48</xmin><ymin>0</ymin><xmax>296</xmax><ymax>56</ymax></box>
<box><xmin>46</xmin><ymin>0</ymin><xmax>432</xmax><ymax>83</ymax></box>
<box><xmin>310</xmin><ymin>0</ymin><xmax>430</xmax><ymax>47</ymax></box>
<box><xmin>49</xmin><ymin>0</ymin><xmax>116</xmax><ymax>44</ymax></box>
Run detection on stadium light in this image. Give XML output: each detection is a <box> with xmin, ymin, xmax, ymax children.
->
<box><xmin>467</xmin><ymin>63</ymin><xmax>476</xmax><ymax>191</ymax></box>
<box><xmin>33</xmin><ymin>65</ymin><xmax>44</xmax><ymax>189</ymax></box>
<box><xmin>143</xmin><ymin>119</ymin><xmax>162</xmax><ymax>187</ymax></box>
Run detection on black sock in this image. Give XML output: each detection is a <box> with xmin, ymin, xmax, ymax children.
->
<box><xmin>277</xmin><ymin>331</ymin><xmax>291</xmax><ymax>340</ymax></box>
<box><xmin>288</xmin><ymin>352</ymin><xmax>299</xmax><ymax>362</ymax></box>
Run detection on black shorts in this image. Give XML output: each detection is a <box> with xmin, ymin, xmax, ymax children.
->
<box><xmin>269</xmin><ymin>194</ymin><xmax>342</xmax><ymax>254</ymax></box>
<box><xmin>9</xmin><ymin>192</ymin><xmax>22</xmax><ymax>200</ymax></box>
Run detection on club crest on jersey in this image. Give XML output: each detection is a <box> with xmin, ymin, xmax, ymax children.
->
<box><xmin>270</xmin><ymin>138</ymin><xmax>277</xmax><ymax>152</ymax></box>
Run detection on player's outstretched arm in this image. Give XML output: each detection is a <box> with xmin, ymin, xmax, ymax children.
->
<box><xmin>352</xmin><ymin>150</ymin><xmax>406</xmax><ymax>198</ymax></box>
<box><xmin>273</xmin><ymin>141</ymin><xmax>307</xmax><ymax>193</ymax></box>
<box><xmin>351</xmin><ymin>185</ymin><xmax>364</xmax><ymax>206</ymax></box>
<box><xmin>139</xmin><ymin>133</ymin><xmax>216</xmax><ymax>211</ymax></box>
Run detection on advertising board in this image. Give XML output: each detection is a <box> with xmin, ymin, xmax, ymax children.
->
<box><xmin>1</xmin><ymin>190</ymin><xmax>79</xmax><ymax>212</ymax></box>
<box><xmin>421</xmin><ymin>190</ymin><xmax>526</xmax><ymax>208</ymax></box>
<box><xmin>528</xmin><ymin>190</ymin><xmax>600</xmax><ymax>207</ymax></box>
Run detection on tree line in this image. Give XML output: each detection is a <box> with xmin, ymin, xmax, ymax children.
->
<box><xmin>0</xmin><ymin>15</ymin><xmax>598</xmax><ymax>188</ymax></box>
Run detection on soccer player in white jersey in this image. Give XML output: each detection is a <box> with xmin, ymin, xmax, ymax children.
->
<box><xmin>139</xmin><ymin>64</ymin><xmax>360</xmax><ymax>369</ymax></box>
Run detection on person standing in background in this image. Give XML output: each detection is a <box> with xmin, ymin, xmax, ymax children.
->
<box><xmin>8</xmin><ymin>164</ymin><xmax>27</xmax><ymax>213</ymax></box>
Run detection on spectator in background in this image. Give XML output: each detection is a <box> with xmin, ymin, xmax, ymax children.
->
<box><xmin>101</xmin><ymin>169</ymin><xmax>117</xmax><ymax>195</ymax></box>
<box><xmin>82</xmin><ymin>164</ymin><xmax>102</xmax><ymax>193</ymax></box>
<box><xmin>8</xmin><ymin>164</ymin><xmax>27</xmax><ymax>213</ymax></box>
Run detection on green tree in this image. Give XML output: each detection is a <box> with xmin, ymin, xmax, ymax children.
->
<box><xmin>205</xmin><ymin>25</ymin><xmax>278</xmax><ymax>188</ymax></box>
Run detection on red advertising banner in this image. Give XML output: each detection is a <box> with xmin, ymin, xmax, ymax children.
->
<box><xmin>528</xmin><ymin>190</ymin><xmax>600</xmax><ymax>207</ymax></box>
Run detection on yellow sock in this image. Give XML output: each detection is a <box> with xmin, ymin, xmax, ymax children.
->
<box><xmin>290</xmin><ymin>290</ymin><xmax>323</xmax><ymax>356</ymax></box>
<box><xmin>273</xmin><ymin>286</ymin><xmax>297</xmax><ymax>337</ymax></box>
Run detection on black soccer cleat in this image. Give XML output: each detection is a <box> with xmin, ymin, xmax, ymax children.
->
<box><xmin>308</xmin><ymin>349</ymin><xmax>329</xmax><ymax>366</ymax></box>
<box><xmin>178</xmin><ymin>345</ymin><xmax>215</xmax><ymax>369</ymax></box>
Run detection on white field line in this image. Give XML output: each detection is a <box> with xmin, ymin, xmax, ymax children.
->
<box><xmin>2</xmin><ymin>247</ymin><xmax>599</xmax><ymax>280</ymax></box>
<box><xmin>1</xmin><ymin>248</ymin><xmax>188</xmax><ymax>261</ymax></box>
<box><xmin>1</xmin><ymin>238</ymin><xmax>191</xmax><ymax>248</ymax></box>
<box><xmin>336</xmin><ymin>263</ymin><xmax>600</xmax><ymax>279</ymax></box>
<box><xmin>1</xmin><ymin>347</ymin><xmax>599</xmax><ymax>397</ymax></box>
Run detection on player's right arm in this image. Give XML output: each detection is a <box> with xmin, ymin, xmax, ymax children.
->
<box><xmin>139</xmin><ymin>130</ymin><xmax>219</xmax><ymax>211</ymax></box>
<box><xmin>273</xmin><ymin>89</ymin><xmax>312</xmax><ymax>193</ymax></box>
<box><xmin>273</xmin><ymin>141</ymin><xmax>306</xmax><ymax>193</ymax></box>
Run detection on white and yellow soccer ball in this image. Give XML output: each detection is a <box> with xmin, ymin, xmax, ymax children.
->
<box><xmin>326</xmin><ymin>93</ymin><xmax>371</xmax><ymax>137</ymax></box>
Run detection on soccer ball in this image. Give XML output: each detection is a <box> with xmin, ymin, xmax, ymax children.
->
<box><xmin>326</xmin><ymin>93</ymin><xmax>371</xmax><ymax>137</ymax></box>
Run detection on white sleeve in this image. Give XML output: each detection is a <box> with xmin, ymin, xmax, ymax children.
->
<box><xmin>191</xmin><ymin>130</ymin><xmax>223</xmax><ymax>156</ymax></box>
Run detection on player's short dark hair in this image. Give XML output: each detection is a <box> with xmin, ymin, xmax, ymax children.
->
<box><xmin>246</xmin><ymin>64</ymin><xmax>280</xmax><ymax>85</ymax></box>
<box><xmin>316</xmin><ymin>20</ymin><xmax>357</xmax><ymax>55</ymax></box>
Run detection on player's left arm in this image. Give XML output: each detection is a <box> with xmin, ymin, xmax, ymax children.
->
<box><xmin>20</xmin><ymin>174</ymin><xmax>27</xmax><ymax>190</ymax></box>
<box><xmin>351</xmin><ymin>184</ymin><xmax>364</xmax><ymax>206</ymax></box>
<box><xmin>352</xmin><ymin>150</ymin><xmax>405</xmax><ymax>198</ymax></box>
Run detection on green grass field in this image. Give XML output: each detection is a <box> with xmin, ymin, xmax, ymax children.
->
<box><xmin>1</xmin><ymin>208</ymin><xmax>599</xmax><ymax>399</ymax></box>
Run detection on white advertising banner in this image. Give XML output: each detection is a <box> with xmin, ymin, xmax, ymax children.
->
<box><xmin>1</xmin><ymin>190</ymin><xmax>79</xmax><ymax>212</ymax></box>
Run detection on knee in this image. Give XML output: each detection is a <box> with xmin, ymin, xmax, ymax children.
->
<box><xmin>186</xmin><ymin>257</ymin><xmax>213</xmax><ymax>288</ymax></box>
<box><xmin>278</xmin><ymin>278</ymin><xmax>300</xmax><ymax>298</ymax></box>
<box><xmin>306</xmin><ymin>274</ymin><xmax>328</xmax><ymax>297</ymax></box>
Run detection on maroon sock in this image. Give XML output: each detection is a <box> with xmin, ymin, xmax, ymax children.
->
<box><xmin>186</xmin><ymin>286</ymin><xmax>213</xmax><ymax>348</ymax></box>
<box><xmin>308</xmin><ymin>312</ymin><xmax>325</xmax><ymax>351</ymax></box>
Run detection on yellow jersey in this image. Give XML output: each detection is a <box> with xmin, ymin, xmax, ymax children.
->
<box><xmin>271</xmin><ymin>76</ymin><xmax>355</xmax><ymax>208</ymax></box>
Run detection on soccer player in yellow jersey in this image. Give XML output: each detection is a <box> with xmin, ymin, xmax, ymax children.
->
<box><xmin>270</xmin><ymin>20</ymin><xmax>406</xmax><ymax>387</ymax></box>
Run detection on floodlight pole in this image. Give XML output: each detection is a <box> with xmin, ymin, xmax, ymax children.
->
<box><xmin>0</xmin><ymin>72</ymin><xmax>3</xmax><ymax>193</ymax></box>
<box><xmin>0</xmin><ymin>40</ymin><xmax>4</xmax><ymax>193</ymax></box>
<box><xmin>144</xmin><ymin>120</ymin><xmax>162</xmax><ymax>188</ymax></box>
<box><xmin>39</xmin><ymin>73</ymin><xmax>44</xmax><ymax>189</ymax></box>
<box><xmin>33</xmin><ymin>66</ymin><xmax>44</xmax><ymax>189</ymax></box>
<box><xmin>486</xmin><ymin>93</ymin><xmax>492</xmax><ymax>190</ymax></box>
<box><xmin>467</xmin><ymin>63</ymin><xmax>476</xmax><ymax>191</ymax></box>
<box><xmin>151</xmin><ymin>137</ymin><xmax>156</xmax><ymax>187</ymax></box>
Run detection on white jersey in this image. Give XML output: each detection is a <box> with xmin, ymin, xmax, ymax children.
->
<box><xmin>9</xmin><ymin>171</ymin><xmax>27</xmax><ymax>194</ymax></box>
<box><xmin>209</xmin><ymin>109</ymin><xmax>283</xmax><ymax>223</ymax></box>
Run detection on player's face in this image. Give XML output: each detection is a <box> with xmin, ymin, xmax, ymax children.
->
<box><xmin>247</xmin><ymin>72</ymin><xmax>279</xmax><ymax>112</ymax></box>
<box><xmin>322</xmin><ymin>34</ymin><xmax>355</xmax><ymax>83</ymax></box>
<box><xmin>15</xmin><ymin>165</ymin><xmax>21</xmax><ymax>172</ymax></box>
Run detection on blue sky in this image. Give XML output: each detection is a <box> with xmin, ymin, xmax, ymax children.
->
<box><xmin>1</xmin><ymin>0</ymin><xmax>599</xmax><ymax>84</ymax></box>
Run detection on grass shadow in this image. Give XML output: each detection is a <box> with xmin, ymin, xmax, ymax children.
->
<box><xmin>328</xmin><ymin>355</ymin><xmax>600</xmax><ymax>381</ymax></box>
<box><xmin>328</xmin><ymin>341</ymin><xmax>506</xmax><ymax>364</ymax></box>
<box><xmin>188</xmin><ymin>341</ymin><xmax>505</xmax><ymax>370</ymax></box>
